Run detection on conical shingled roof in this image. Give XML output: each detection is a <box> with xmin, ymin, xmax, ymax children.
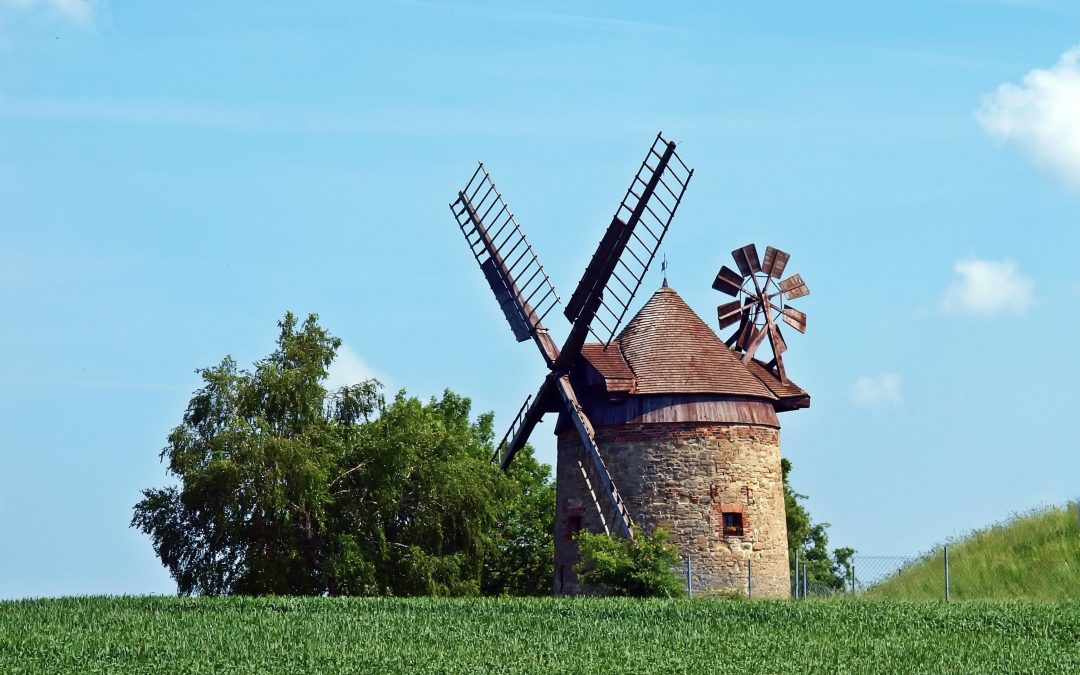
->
<box><xmin>614</xmin><ymin>286</ymin><xmax>777</xmax><ymax>398</ymax></box>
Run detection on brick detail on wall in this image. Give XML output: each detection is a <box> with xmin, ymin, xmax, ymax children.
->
<box><xmin>554</xmin><ymin>421</ymin><xmax>790</xmax><ymax>598</ymax></box>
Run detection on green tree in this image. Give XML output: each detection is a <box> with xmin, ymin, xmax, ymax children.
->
<box><xmin>783</xmin><ymin>458</ymin><xmax>854</xmax><ymax>591</ymax></box>
<box><xmin>132</xmin><ymin>312</ymin><xmax>554</xmax><ymax>596</ymax></box>
<box><xmin>574</xmin><ymin>527</ymin><xmax>685</xmax><ymax>598</ymax></box>
<box><xmin>482</xmin><ymin>446</ymin><xmax>556</xmax><ymax>596</ymax></box>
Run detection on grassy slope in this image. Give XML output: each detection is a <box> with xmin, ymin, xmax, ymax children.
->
<box><xmin>2</xmin><ymin>596</ymin><xmax>1080</xmax><ymax>673</ymax></box>
<box><xmin>868</xmin><ymin>504</ymin><xmax>1080</xmax><ymax>601</ymax></box>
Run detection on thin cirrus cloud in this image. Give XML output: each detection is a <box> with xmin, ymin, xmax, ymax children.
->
<box><xmin>941</xmin><ymin>257</ymin><xmax>1036</xmax><ymax>316</ymax></box>
<box><xmin>850</xmin><ymin>374</ymin><xmax>904</xmax><ymax>412</ymax></box>
<box><xmin>0</xmin><ymin>0</ymin><xmax>98</xmax><ymax>25</ymax></box>
<box><xmin>977</xmin><ymin>45</ymin><xmax>1080</xmax><ymax>191</ymax></box>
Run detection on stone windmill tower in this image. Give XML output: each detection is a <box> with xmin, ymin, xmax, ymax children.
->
<box><xmin>449</xmin><ymin>134</ymin><xmax>810</xmax><ymax>598</ymax></box>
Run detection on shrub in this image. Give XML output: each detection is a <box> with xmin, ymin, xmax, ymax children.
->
<box><xmin>574</xmin><ymin>527</ymin><xmax>685</xmax><ymax>598</ymax></box>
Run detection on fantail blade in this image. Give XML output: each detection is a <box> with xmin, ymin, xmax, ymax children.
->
<box><xmin>779</xmin><ymin>273</ymin><xmax>809</xmax><ymax>300</ymax></box>
<box><xmin>731</xmin><ymin>244</ymin><xmax>761</xmax><ymax>277</ymax></box>
<box><xmin>781</xmin><ymin>307</ymin><xmax>807</xmax><ymax>333</ymax></box>
<box><xmin>770</xmin><ymin>324</ymin><xmax>788</xmax><ymax>355</ymax></box>
<box><xmin>762</xmin><ymin>247</ymin><xmax>790</xmax><ymax>278</ymax></box>
<box><xmin>717</xmin><ymin>301</ymin><xmax>746</xmax><ymax>329</ymax></box>
<box><xmin>735</xmin><ymin>318</ymin><xmax>755</xmax><ymax>351</ymax></box>
<box><xmin>711</xmin><ymin>266</ymin><xmax>744</xmax><ymax>296</ymax></box>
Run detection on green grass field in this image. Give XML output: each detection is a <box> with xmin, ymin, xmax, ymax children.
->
<box><xmin>3</xmin><ymin>596</ymin><xmax>1079</xmax><ymax>673</ymax></box>
<box><xmin>867</xmin><ymin>504</ymin><xmax>1080</xmax><ymax>601</ymax></box>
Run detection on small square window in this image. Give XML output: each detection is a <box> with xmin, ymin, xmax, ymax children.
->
<box><xmin>722</xmin><ymin>512</ymin><xmax>744</xmax><ymax>537</ymax></box>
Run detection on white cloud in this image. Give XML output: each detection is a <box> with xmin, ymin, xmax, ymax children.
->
<box><xmin>850</xmin><ymin>373</ymin><xmax>904</xmax><ymax>412</ymax></box>
<box><xmin>0</xmin><ymin>0</ymin><xmax>99</xmax><ymax>25</ymax></box>
<box><xmin>977</xmin><ymin>46</ymin><xmax>1080</xmax><ymax>190</ymax></box>
<box><xmin>941</xmin><ymin>257</ymin><xmax>1036</xmax><ymax>315</ymax></box>
<box><xmin>325</xmin><ymin>343</ymin><xmax>382</xmax><ymax>390</ymax></box>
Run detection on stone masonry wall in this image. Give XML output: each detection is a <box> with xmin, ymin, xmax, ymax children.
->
<box><xmin>554</xmin><ymin>422</ymin><xmax>789</xmax><ymax>598</ymax></box>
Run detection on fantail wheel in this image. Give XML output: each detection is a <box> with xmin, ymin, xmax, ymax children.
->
<box><xmin>712</xmin><ymin>244</ymin><xmax>809</xmax><ymax>384</ymax></box>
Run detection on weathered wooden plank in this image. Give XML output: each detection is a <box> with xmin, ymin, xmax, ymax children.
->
<box><xmin>581</xmin><ymin>395</ymin><xmax>782</xmax><ymax>428</ymax></box>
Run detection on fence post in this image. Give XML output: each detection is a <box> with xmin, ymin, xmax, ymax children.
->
<box><xmin>944</xmin><ymin>545</ymin><xmax>950</xmax><ymax>604</ymax></box>
<box><xmin>802</xmin><ymin>562</ymin><xmax>808</xmax><ymax>599</ymax></box>
<box><xmin>747</xmin><ymin>558</ymin><xmax>753</xmax><ymax>600</ymax></box>
<box><xmin>793</xmin><ymin>550</ymin><xmax>799</xmax><ymax>599</ymax></box>
<box><xmin>686</xmin><ymin>555</ymin><xmax>692</xmax><ymax>599</ymax></box>
<box><xmin>850</xmin><ymin>561</ymin><xmax>855</xmax><ymax>593</ymax></box>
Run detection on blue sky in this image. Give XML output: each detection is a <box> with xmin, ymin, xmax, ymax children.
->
<box><xmin>2</xmin><ymin>0</ymin><xmax>1078</xmax><ymax>598</ymax></box>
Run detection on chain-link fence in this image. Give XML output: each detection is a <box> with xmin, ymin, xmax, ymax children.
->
<box><xmin>844</xmin><ymin>503</ymin><xmax>1080</xmax><ymax>601</ymax></box>
<box><xmin>793</xmin><ymin>540</ymin><xmax>1078</xmax><ymax>601</ymax></box>
<box><xmin>790</xmin><ymin>550</ymin><xmax>948</xmax><ymax>600</ymax></box>
<box><xmin>850</xmin><ymin>554</ymin><xmax>926</xmax><ymax>594</ymax></box>
<box><xmin>668</xmin><ymin>548</ymin><xmax>954</xmax><ymax>600</ymax></box>
<box><xmin>666</xmin><ymin>502</ymin><xmax>1080</xmax><ymax>600</ymax></box>
<box><xmin>671</xmin><ymin>556</ymin><xmax>801</xmax><ymax>599</ymax></box>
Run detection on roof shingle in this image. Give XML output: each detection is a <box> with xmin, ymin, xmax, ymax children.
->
<box><xmin>613</xmin><ymin>286</ymin><xmax>777</xmax><ymax>399</ymax></box>
<box><xmin>576</xmin><ymin>285</ymin><xmax>810</xmax><ymax>405</ymax></box>
<box><xmin>579</xmin><ymin>341</ymin><xmax>635</xmax><ymax>393</ymax></box>
<box><xmin>744</xmin><ymin>357</ymin><xmax>808</xmax><ymax>402</ymax></box>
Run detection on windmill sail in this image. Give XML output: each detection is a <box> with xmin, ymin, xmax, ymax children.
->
<box><xmin>553</xmin><ymin>375</ymin><xmax>634</xmax><ymax>538</ymax></box>
<box><xmin>493</xmin><ymin>380</ymin><xmax>555</xmax><ymax>470</ymax></box>
<box><xmin>450</xmin><ymin>134</ymin><xmax>692</xmax><ymax>545</ymax></box>
<box><xmin>451</xmin><ymin>163</ymin><xmax>561</xmax><ymax>364</ymax></box>
<box><xmin>561</xmin><ymin>133</ymin><xmax>693</xmax><ymax>358</ymax></box>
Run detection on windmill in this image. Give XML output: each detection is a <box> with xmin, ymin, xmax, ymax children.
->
<box><xmin>449</xmin><ymin>133</ymin><xmax>693</xmax><ymax>539</ymax></box>
<box><xmin>712</xmin><ymin>244</ymin><xmax>810</xmax><ymax>385</ymax></box>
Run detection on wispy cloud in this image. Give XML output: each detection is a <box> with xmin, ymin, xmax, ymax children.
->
<box><xmin>946</xmin><ymin>0</ymin><xmax>1062</xmax><ymax>8</ymax></box>
<box><xmin>388</xmin><ymin>0</ymin><xmax>679</xmax><ymax>33</ymax></box>
<box><xmin>326</xmin><ymin>343</ymin><xmax>384</xmax><ymax>390</ymax></box>
<box><xmin>944</xmin><ymin>0</ymin><xmax>1074</xmax><ymax>12</ymax></box>
<box><xmin>0</xmin><ymin>0</ymin><xmax>100</xmax><ymax>26</ymax></box>
<box><xmin>942</xmin><ymin>257</ymin><xmax>1036</xmax><ymax>316</ymax></box>
<box><xmin>0</xmin><ymin>95</ymin><xmax>654</xmax><ymax>138</ymax></box>
<box><xmin>0</xmin><ymin>92</ymin><xmax>943</xmax><ymax>140</ymax></box>
<box><xmin>0</xmin><ymin>96</ymin><xmax>269</xmax><ymax>129</ymax></box>
<box><xmin>0</xmin><ymin>94</ymin><xmax>862</xmax><ymax>140</ymax></box>
<box><xmin>977</xmin><ymin>45</ymin><xmax>1080</xmax><ymax>191</ymax></box>
<box><xmin>850</xmin><ymin>373</ymin><xmax>904</xmax><ymax>412</ymax></box>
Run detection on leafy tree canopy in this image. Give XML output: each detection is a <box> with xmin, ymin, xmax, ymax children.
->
<box><xmin>482</xmin><ymin>448</ymin><xmax>555</xmax><ymax>596</ymax></box>
<box><xmin>132</xmin><ymin>312</ymin><xmax>554</xmax><ymax>596</ymax></box>
<box><xmin>783</xmin><ymin>458</ymin><xmax>854</xmax><ymax>592</ymax></box>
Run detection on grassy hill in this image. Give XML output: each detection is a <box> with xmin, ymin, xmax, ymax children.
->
<box><xmin>2</xmin><ymin>596</ymin><xmax>1079</xmax><ymax>673</ymax></box>
<box><xmin>867</xmin><ymin>504</ymin><xmax>1080</xmax><ymax>601</ymax></box>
